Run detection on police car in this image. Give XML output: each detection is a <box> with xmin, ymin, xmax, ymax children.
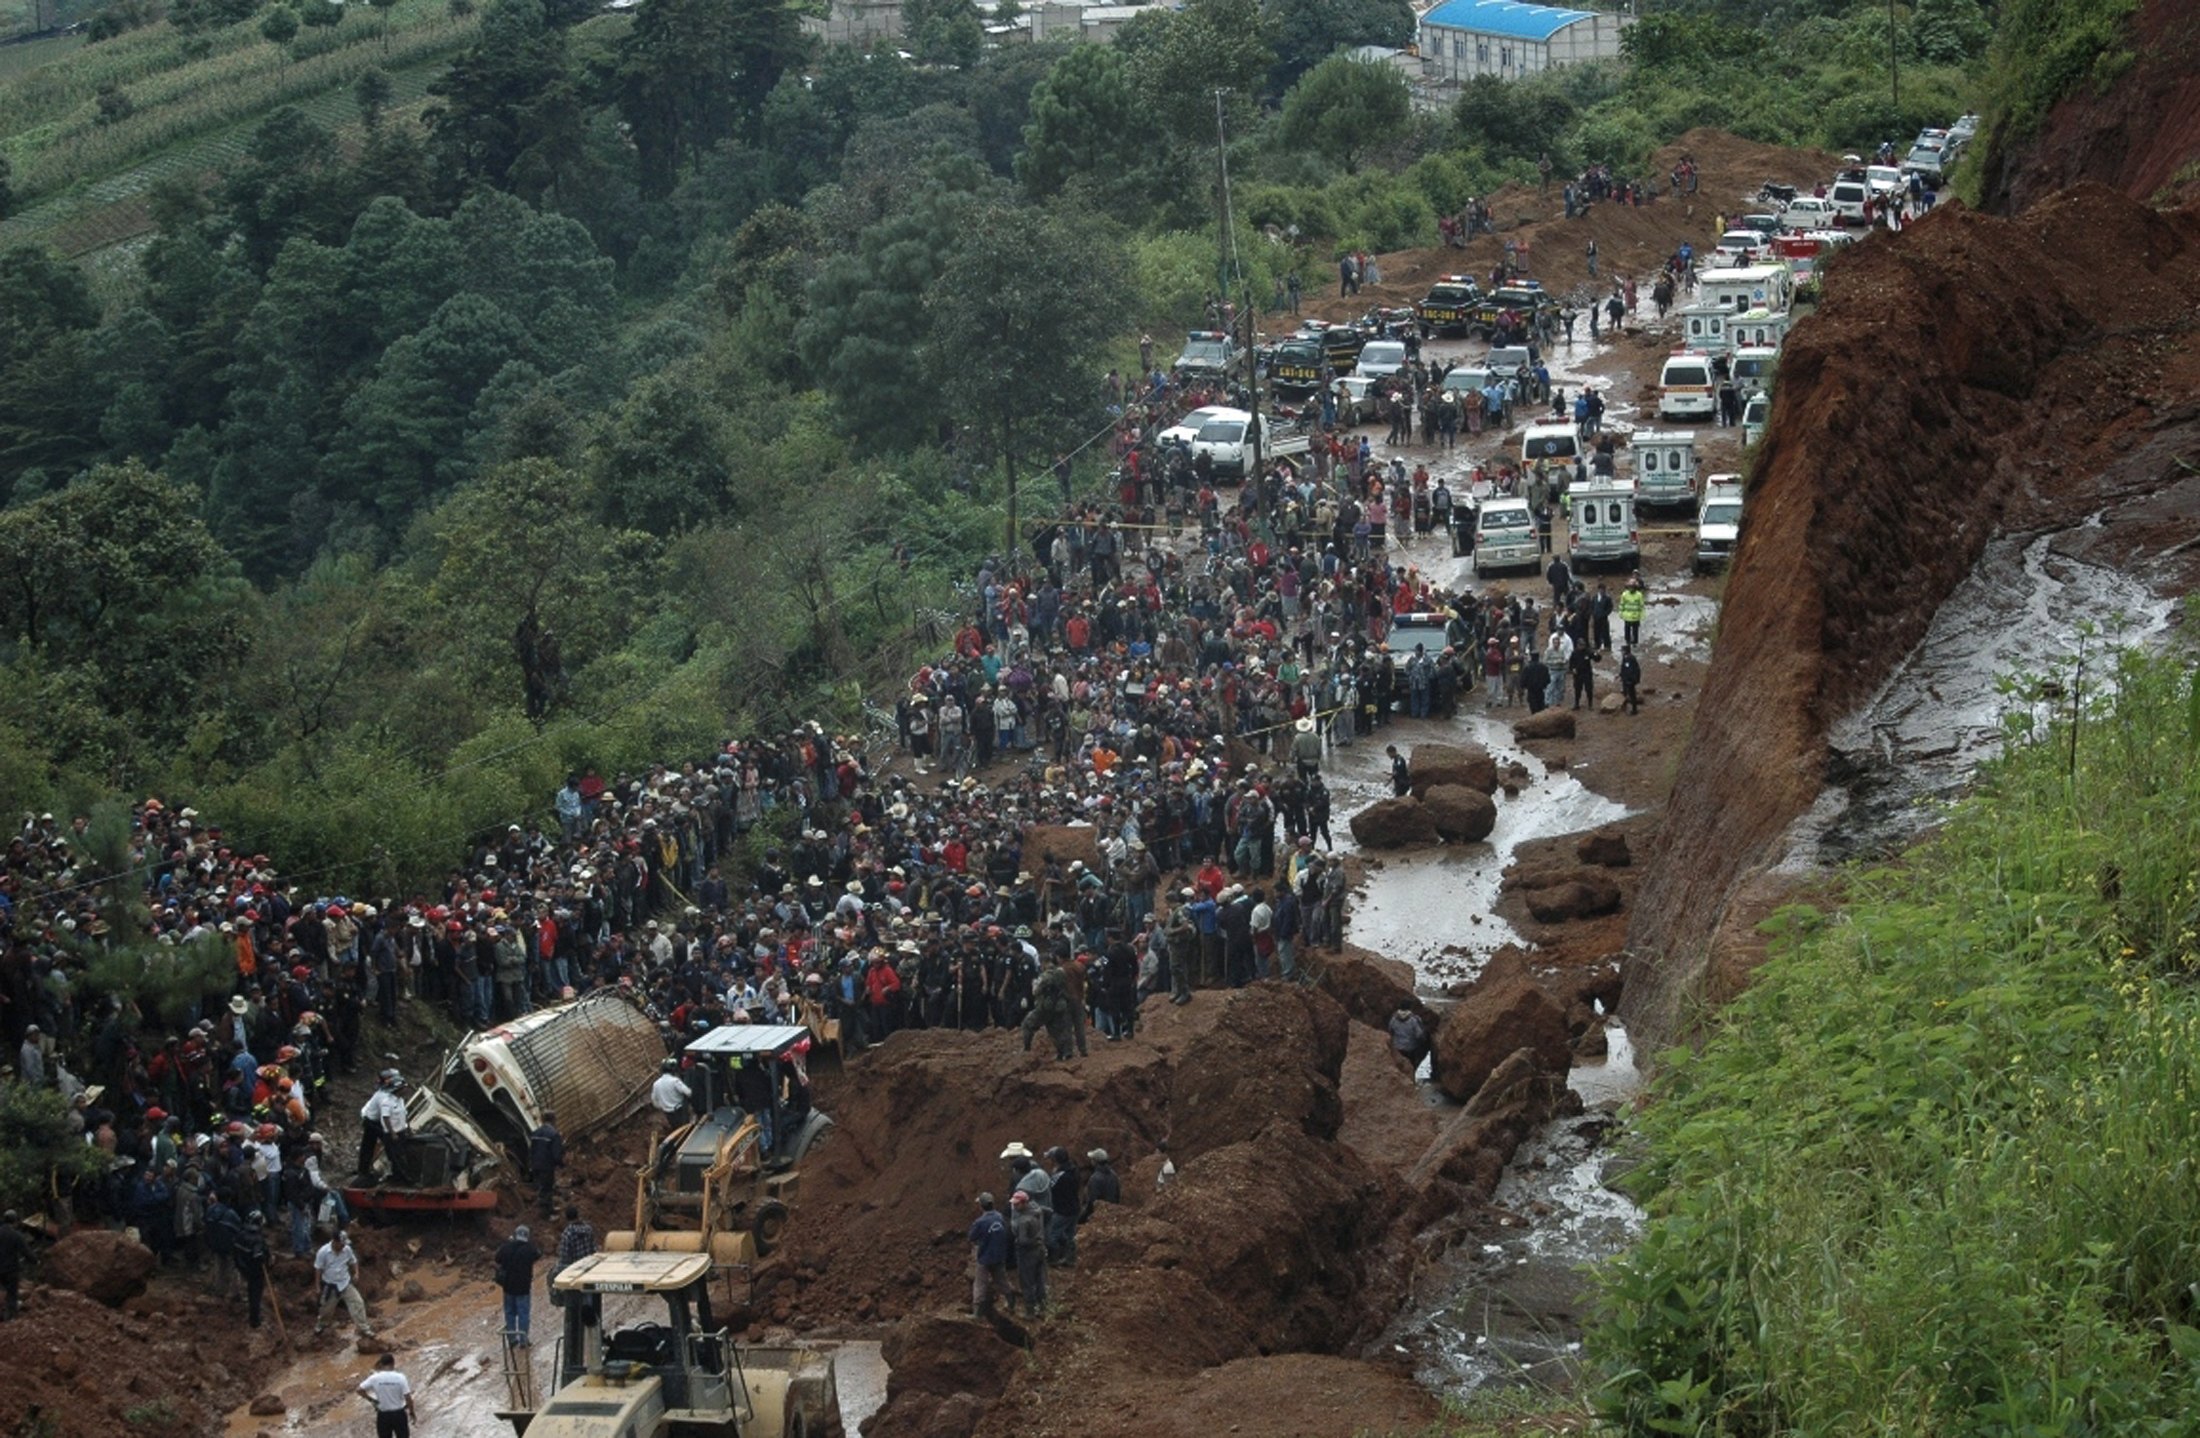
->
<box><xmin>1415</xmin><ymin>275</ymin><xmax>1482</xmax><ymax>338</ymax></box>
<box><xmin>1174</xmin><ymin>330</ymin><xmax>1238</xmax><ymax>379</ymax></box>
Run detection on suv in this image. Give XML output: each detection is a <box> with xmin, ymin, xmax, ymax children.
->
<box><xmin>1473</xmin><ymin>284</ymin><xmax>1555</xmax><ymax>338</ymax></box>
<box><xmin>1415</xmin><ymin>276</ymin><xmax>1482</xmax><ymax>337</ymax></box>
<box><xmin>1781</xmin><ymin>196</ymin><xmax>1837</xmax><ymax>231</ymax></box>
<box><xmin>1267</xmin><ymin>335</ymin><xmax>1326</xmax><ymax>395</ymax></box>
<box><xmin>1354</xmin><ymin>340</ymin><xmax>1408</xmax><ymax>380</ymax></box>
<box><xmin>1174</xmin><ymin>330</ymin><xmax>1238</xmax><ymax>380</ymax></box>
<box><xmin>1694</xmin><ymin>477</ymin><xmax>1745</xmax><ymax>573</ymax></box>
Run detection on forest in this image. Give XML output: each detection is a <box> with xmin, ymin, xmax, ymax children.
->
<box><xmin>0</xmin><ymin>0</ymin><xmax>2001</xmax><ymax>888</ymax></box>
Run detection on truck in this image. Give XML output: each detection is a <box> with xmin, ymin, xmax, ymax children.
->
<box><xmin>501</xmin><ymin>1250</ymin><xmax>842</xmax><ymax>1438</ymax></box>
<box><xmin>1695</xmin><ymin>477</ymin><xmax>1745</xmax><ymax>573</ymax></box>
<box><xmin>1173</xmin><ymin>330</ymin><xmax>1238</xmax><ymax>380</ymax></box>
<box><xmin>346</xmin><ymin>990</ymin><xmax>666</xmax><ymax>1214</ymax></box>
<box><xmin>1414</xmin><ymin>275</ymin><xmax>1482</xmax><ymax>337</ymax></box>
<box><xmin>1630</xmin><ymin>430</ymin><xmax>1698</xmax><ymax>510</ymax></box>
<box><xmin>1695</xmin><ymin>264</ymin><xmax>1793</xmax><ymax>316</ymax></box>
<box><xmin>1267</xmin><ymin>335</ymin><xmax>1326</xmax><ymax>395</ymax></box>
<box><xmin>1568</xmin><ymin>479</ymin><xmax>1638</xmax><ymax>569</ymax></box>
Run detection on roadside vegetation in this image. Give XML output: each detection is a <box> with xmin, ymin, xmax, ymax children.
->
<box><xmin>1596</xmin><ymin>630</ymin><xmax>2200</xmax><ymax>1434</ymax></box>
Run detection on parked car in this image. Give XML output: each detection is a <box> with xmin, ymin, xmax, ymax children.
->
<box><xmin>1694</xmin><ymin>478</ymin><xmax>1745</xmax><ymax>573</ymax></box>
<box><xmin>1353</xmin><ymin>340</ymin><xmax>1408</xmax><ymax>381</ymax></box>
<box><xmin>1473</xmin><ymin>497</ymin><xmax>1540</xmax><ymax>578</ymax></box>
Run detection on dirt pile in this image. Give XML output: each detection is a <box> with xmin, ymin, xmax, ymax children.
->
<box><xmin>41</xmin><ymin>1228</ymin><xmax>156</xmax><ymax>1304</ymax></box>
<box><xmin>1623</xmin><ymin>184</ymin><xmax>2200</xmax><ymax>1051</ymax></box>
<box><xmin>1409</xmin><ymin>741</ymin><xmax>1499</xmax><ymax>796</ymax></box>
<box><xmin>1349</xmin><ymin>794</ymin><xmax>1441</xmax><ymax>847</ymax></box>
<box><xmin>1978</xmin><ymin>0</ymin><xmax>2200</xmax><ymax>213</ymax></box>
<box><xmin>1428</xmin><ymin>949</ymin><xmax>1573</xmax><ymax>1104</ymax></box>
<box><xmin>0</xmin><ymin>1283</ymin><xmax>289</xmax><ymax>1438</ymax></box>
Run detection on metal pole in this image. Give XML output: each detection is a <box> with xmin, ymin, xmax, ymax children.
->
<box><xmin>1889</xmin><ymin>0</ymin><xmax>1899</xmax><ymax>109</ymax></box>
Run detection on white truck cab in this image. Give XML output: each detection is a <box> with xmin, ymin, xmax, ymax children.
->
<box><xmin>1781</xmin><ymin>196</ymin><xmax>1837</xmax><ymax>231</ymax></box>
<box><xmin>1631</xmin><ymin>430</ymin><xmax>1698</xmax><ymax>510</ymax></box>
<box><xmin>1730</xmin><ymin>345</ymin><xmax>1779</xmax><ymax>394</ymax></box>
<box><xmin>1741</xmin><ymin>391</ymin><xmax>1771</xmax><ymax>447</ymax></box>
<box><xmin>1695</xmin><ymin>477</ymin><xmax>1745</xmax><ymax>572</ymax></box>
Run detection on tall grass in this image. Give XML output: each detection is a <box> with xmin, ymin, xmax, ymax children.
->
<box><xmin>1596</xmin><ymin>638</ymin><xmax>2200</xmax><ymax>1436</ymax></box>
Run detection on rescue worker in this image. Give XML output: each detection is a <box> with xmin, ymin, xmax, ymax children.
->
<box><xmin>1045</xmin><ymin>1146</ymin><xmax>1081</xmax><ymax>1266</ymax></box>
<box><xmin>1009</xmin><ymin>1190</ymin><xmax>1048</xmax><ymax>1315</ymax></box>
<box><xmin>650</xmin><ymin>1058</ymin><xmax>692</xmax><ymax>1138</ymax></box>
<box><xmin>528</xmin><ymin>1111</ymin><xmax>563</xmax><ymax>1219</ymax></box>
<box><xmin>1020</xmin><ymin>955</ymin><xmax>1075</xmax><ymax>1060</ymax></box>
<box><xmin>968</xmin><ymin>1193</ymin><xmax>1010</xmax><ymax>1318</ymax></box>
<box><xmin>1620</xmin><ymin>645</ymin><xmax>1644</xmax><ymax>715</ymax></box>
<box><xmin>356</xmin><ymin>1069</ymin><xmax>407</xmax><ymax>1180</ymax></box>
<box><xmin>1618</xmin><ymin>575</ymin><xmax>1647</xmax><ymax>648</ymax></box>
<box><xmin>1082</xmin><ymin>1150</ymin><xmax>1122</xmax><ymax>1216</ymax></box>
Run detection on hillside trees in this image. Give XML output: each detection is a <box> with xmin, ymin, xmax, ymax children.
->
<box><xmin>1280</xmin><ymin>53</ymin><xmax>1411</xmax><ymax>173</ymax></box>
<box><xmin>1016</xmin><ymin>44</ymin><xmax>1139</xmax><ymax>198</ymax></box>
<box><xmin>617</xmin><ymin>0</ymin><xmax>812</xmax><ymax>195</ymax></box>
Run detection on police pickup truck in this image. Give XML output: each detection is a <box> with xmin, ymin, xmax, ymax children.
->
<box><xmin>1174</xmin><ymin>329</ymin><xmax>1238</xmax><ymax>380</ymax></box>
<box><xmin>1415</xmin><ymin>276</ymin><xmax>1482</xmax><ymax>338</ymax></box>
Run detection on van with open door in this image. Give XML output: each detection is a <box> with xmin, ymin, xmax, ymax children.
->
<box><xmin>1520</xmin><ymin>422</ymin><xmax>1580</xmax><ymax>466</ymax></box>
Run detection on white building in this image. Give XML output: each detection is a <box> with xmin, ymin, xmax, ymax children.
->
<box><xmin>1416</xmin><ymin>0</ymin><xmax>1629</xmax><ymax>83</ymax></box>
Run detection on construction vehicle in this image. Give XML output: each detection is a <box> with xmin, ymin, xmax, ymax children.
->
<box><xmin>345</xmin><ymin>990</ymin><xmax>666</xmax><ymax>1215</ymax></box>
<box><xmin>605</xmin><ymin>1025</ymin><xmax>832</xmax><ymax>1272</ymax></box>
<box><xmin>499</xmin><ymin>1250</ymin><xmax>841</xmax><ymax>1438</ymax></box>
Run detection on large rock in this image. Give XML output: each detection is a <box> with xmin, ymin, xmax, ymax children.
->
<box><xmin>1421</xmin><ymin>785</ymin><xmax>1498</xmax><ymax>844</ymax></box>
<box><xmin>1409</xmin><ymin>743</ymin><xmax>1498</xmax><ymax>797</ymax></box>
<box><xmin>42</xmin><ymin>1228</ymin><xmax>156</xmax><ymax>1305</ymax></box>
<box><xmin>1406</xmin><ymin>1048</ymin><xmax>1577</xmax><ymax>1197</ymax></box>
<box><xmin>1514</xmin><ymin>710</ymin><xmax>1577</xmax><ymax>740</ymax></box>
<box><xmin>1576</xmin><ymin>829</ymin><xmax>1633</xmax><ymax>867</ymax></box>
<box><xmin>1428</xmin><ymin>949</ymin><xmax>1572</xmax><ymax>1104</ymax></box>
<box><xmin>1523</xmin><ymin>874</ymin><xmax>1623</xmax><ymax>923</ymax></box>
<box><xmin>1318</xmin><ymin>945</ymin><xmax>1436</xmax><ymax>1033</ymax></box>
<box><xmin>1349</xmin><ymin>796</ymin><xmax>1438</xmax><ymax>849</ymax></box>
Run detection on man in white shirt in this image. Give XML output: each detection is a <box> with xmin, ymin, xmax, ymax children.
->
<box><xmin>650</xmin><ymin>1060</ymin><xmax>692</xmax><ymax>1138</ymax></box>
<box><xmin>313</xmin><ymin>1227</ymin><xmax>374</xmax><ymax>1339</ymax></box>
<box><xmin>356</xmin><ymin>1070</ymin><xmax>408</xmax><ymax>1179</ymax></box>
<box><xmin>355</xmin><ymin>1353</ymin><xmax>415</xmax><ymax>1438</ymax></box>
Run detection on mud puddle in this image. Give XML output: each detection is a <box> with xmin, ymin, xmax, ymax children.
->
<box><xmin>1806</xmin><ymin>523</ymin><xmax>2175</xmax><ymax>860</ymax></box>
<box><xmin>1327</xmin><ymin>703</ymin><xmax>1626</xmax><ymax>986</ymax></box>
<box><xmin>1388</xmin><ymin>1024</ymin><xmax>1645</xmax><ymax>1395</ymax></box>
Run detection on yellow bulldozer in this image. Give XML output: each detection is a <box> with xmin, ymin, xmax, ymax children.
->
<box><xmin>499</xmin><ymin>1250</ymin><xmax>841</xmax><ymax>1438</ymax></box>
<box><xmin>604</xmin><ymin>1025</ymin><xmax>832</xmax><ymax>1274</ymax></box>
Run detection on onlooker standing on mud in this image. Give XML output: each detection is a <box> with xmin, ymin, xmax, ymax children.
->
<box><xmin>495</xmin><ymin>1224</ymin><xmax>542</xmax><ymax>1345</ymax></box>
<box><xmin>1082</xmin><ymin>1151</ymin><xmax>1121</xmax><ymax>1217</ymax></box>
<box><xmin>0</xmin><ymin>1209</ymin><xmax>32</xmax><ymax>1320</ymax></box>
<box><xmin>968</xmin><ymin>1193</ymin><xmax>1010</xmax><ymax>1318</ymax></box>
<box><xmin>1620</xmin><ymin>646</ymin><xmax>1644</xmax><ymax>715</ymax></box>
<box><xmin>1008</xmin><ymin>1191</ymin><xmax>1048</xmax><ymax>1315</ymax></box>
<box><xmin>313</xmin><ymin>1226</ymin><xmax>374</xmax><ymax>1340</ymax></box>
<box><xmin>1044</xmin><ymin>1147</ymin><xmax>1081</xmax><ymax>1267</ymax></box>
<box><xmin>356</xmin><ymin>1353</ymin><xmax>417</xmax><ymax>1438</ymax></box>
<box><xmin>528</xmin><ymin>1111</ymin><xmax>563</xmax><ymax>1220</ymax></box>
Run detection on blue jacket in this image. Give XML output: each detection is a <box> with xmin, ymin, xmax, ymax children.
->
<box><xmin>968</xmin><ymin>1209</ymin><xmax>1008</xmax><ymax>1267</ymax></box>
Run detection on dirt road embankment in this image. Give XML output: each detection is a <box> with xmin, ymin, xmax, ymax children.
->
<box><xmin>1622</xmin><ymin>183</ymin><xmax>2200</xmax><ymax>1051</ymax></box>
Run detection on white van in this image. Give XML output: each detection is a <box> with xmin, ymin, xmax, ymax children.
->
<box><xmin>1659</xmin><ymin>353</ymin><xmax>1719</xmax><ymax>421</ymax></box>
<box><xmin>1520</xmin><ymin>422</ymin><xmax>1579</xmax><ymax>465</ymax></box>
<box><xmin>1568</xmin><ymin>480</ymin><xmax>1638</xmax><ymax>567</ymax></box>
<box><xmin>1632</xmin><ymin>430</ymin><xmax>1697</xmax><ymax>510</ymax></box>
<box><xmin>1828</xmin><ymin>180</ymin><xmax>1871</xmax><ymax>225</ymax></box>
<box><xmin>1727</xmin><ymin>308</ymin><xmax>1790</xmax><ymax>352</ymax></box>
<box><xmin>1696</xmin><ymin>264</ymin><xmax>1793</xmax><ymax>316</ymax></box>
<box><xmin>1729</xmin><ymin>345</ymin><xmax>1779</xmax><ymax>393</ymax></box>
<box><xmin>1741</xmin><ymin>391</ymin><xmax>1771</xmax><ymax>447</ymax></box>
<box><xmin>1677</xmin><ymin>302</ymin><xmax>1733</xmax><ymax>355</ymax></box>
<box><xmin>1694</xmin><ymin>478</ymin><xmax>1745</xmax><ymax>573</ymax></box>
<box><xmin>1472</xmin><ymin>497</ymin><xmax>1540</xmax><ymax>578</ymax></box>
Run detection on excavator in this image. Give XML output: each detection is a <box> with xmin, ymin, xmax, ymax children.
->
<box><xmin>604</xmin><ymin>1025</ymin><xmax>833</xmax><ymax>1275</ymax></box>
<box><xmin>498</xmin><ymin>1250</ymin><xmax>841</xmax><ymax>1438</ymax></box>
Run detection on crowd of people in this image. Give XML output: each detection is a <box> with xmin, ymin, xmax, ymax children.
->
<box><xmin>0</xmin><ymin>187</ymin><xmax>1682</xmax><ymax>1347</ymax></box>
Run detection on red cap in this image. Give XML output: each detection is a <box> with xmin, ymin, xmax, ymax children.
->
<box><xmin>291</xmin><ymin>964</ymin><xmax>311</xmax><ymax>980</ymax></box>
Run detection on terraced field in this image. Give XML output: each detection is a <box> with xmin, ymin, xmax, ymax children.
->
<box><xmin>0</xmin><ymin>0</ymin><xmax>474</xmax><ymax>258</ymax></box>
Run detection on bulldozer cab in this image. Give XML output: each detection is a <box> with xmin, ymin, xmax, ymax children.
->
<box><xmin>608</xmin><ymin>1026</ymin><xmax>832</xmax><ymax>1278</ymax></box>
<box><xmin>502</xmin><ymin>1251</ymin><xmax>839</xmax><ymax>1438</ymax></box>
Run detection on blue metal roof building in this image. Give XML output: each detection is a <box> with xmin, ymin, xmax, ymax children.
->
<box><xmin>1417</xmin><ymin>0</ymin><xmax>1630</xmax><ymax>81</ymax></box>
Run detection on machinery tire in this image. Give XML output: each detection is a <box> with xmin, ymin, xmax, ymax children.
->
<box><xmin>753</xmin><ymin>1199</ymin><xmax>790</xmax><ymax>1257</ymax></box>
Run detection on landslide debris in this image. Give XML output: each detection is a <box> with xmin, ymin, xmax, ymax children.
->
<box><xmin>1622</xmin><ymin>183</ymin><xmax>2200</xmax><ymax>1051</ymax></box>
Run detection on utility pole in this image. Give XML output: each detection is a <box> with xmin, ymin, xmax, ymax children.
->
<box><xmin>1214</xmin><ymin>89</ymin><xmax>1263</xmax><ymax>482</ymax></box>
<box><xmin>1888</xmin><ymin>0</ymin><xmax>1899</xmax><ymax>109</ymax></box>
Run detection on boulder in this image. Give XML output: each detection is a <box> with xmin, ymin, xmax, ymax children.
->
<box><xmin>1598</xmin><ymin>693</ymin><xmax>1624</xmax><ymax>714</ymax></box>
<box><xmin>42</xmin><ymin>1228</ymin><xmax>156</xmax><ymax>1305</ymax></box>
<box><xmin>1428</xmin><ymin>949</ymin><xmax>1572</xmax><ymax>1104</ymax></box>
<box><xmin>1406</xmin><ymin>1048</ymin><xmax>1576</xmax><ymax>1197</ymax></box>
<box><xmin>248</xmin><ymin>1396</ymin><xmax>286</xmax><ymax>1417</ymax></box>
<box><xmin>1575</xmin><ymin>829</ymin><xmax>1633</xmax><ymax>867</ymax></box>
<box><xmin>1349</xmin><ymin>796</ymin><xmax>1438</xmax><ymax>849</ymax></box>
<box><xmin>1523</xmin><ymin>874</ymin><xmax>1623</xmax><ymax>923</ymax></box>
<box><xmin>1408</xmin><ymin>743</ymin><xmax>1498</xmax><ymax>797</ymax></box>
<box><xmin>1318</xmin><ymin>946</ymin><xmax>1436</xmax><ymax>1034</ymax></box>
<box><xmin>1421</xmin><ymin>785</ymin><xmax>1498</xmax><ymax>844</ymax></box>
<box><xmin>1513</xmin><ymin>710</ymin><xmax>1577</xmax><ymax>740</ymax></box>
